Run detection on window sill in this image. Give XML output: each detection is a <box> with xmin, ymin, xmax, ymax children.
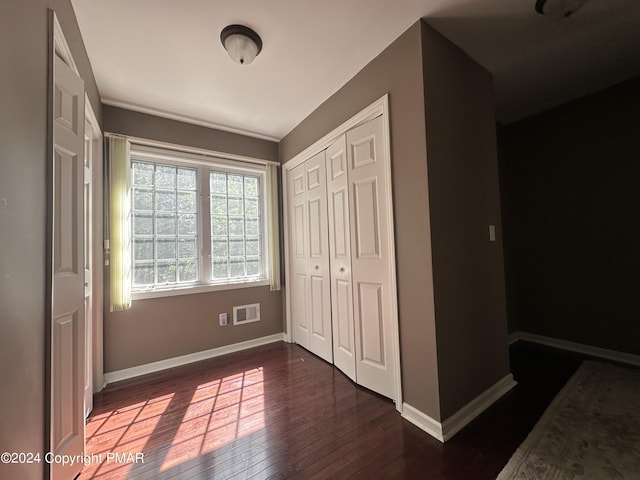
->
<box><xmin>131</xmin><ymin>279</ymin><xmax>271</xmax><ymax>300</ymax></box>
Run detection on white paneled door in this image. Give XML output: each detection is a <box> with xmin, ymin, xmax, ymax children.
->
<box><xmin>286</xmin><ymin>108</ymin><xmax>399</xmax><ymax>402</ymax></box>
<box><xmin>289</xmin><ymin>152</ymin><xmax>333</xmax><ymax>363</ymax></box>
<box><xmin>325</xmin><ymin>136</ymin><xmax>357</xmax><ymax>382</ymax></box>
<box><xmin>51</xmin><ymin>54</ymin><xmax>86</xmax><ymax>480</ymax></box>
<box><xmin>346</xmin><ymin>116</ymin><xmax>396</xmax><ymax>400</ymax></box>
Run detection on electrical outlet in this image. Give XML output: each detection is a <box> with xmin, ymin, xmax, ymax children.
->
<box><xmin>219</xmin><ymin>313</ymin><xmax>228</xmax><ymax>326</ymax></box>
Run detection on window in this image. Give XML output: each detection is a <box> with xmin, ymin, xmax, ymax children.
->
<box><xmin>130</xmin><ymin>146</ymin><xmax>268</xmax><ymax>295</ymax></box>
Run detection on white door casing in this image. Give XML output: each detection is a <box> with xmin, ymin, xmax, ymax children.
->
<box><xmin>83</xmin><ymin>118</ymin><xmax>93</xmax><ymax>417</ymax></box>
<box><xmin>346</xmin><ymin>116</ymin><xmax>396</xmax><ymax>400</ymax></box>
<box><xmin>325</xmin><ymin>136</ymin><xmax>357</xmax><ymax>381</ymax></box>
<box><xmin>51</xmin><ymin>52</ymin><xmax>86</xmax><ymax>480</ymax></box>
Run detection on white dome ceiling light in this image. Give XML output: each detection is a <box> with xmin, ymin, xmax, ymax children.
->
<box><xmin>220</xmin><ymin>25</ymin><xmax>262</xmax><ymax>65</ymax></box>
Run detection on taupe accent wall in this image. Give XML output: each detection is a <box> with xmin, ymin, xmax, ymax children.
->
<box><xmin>102</xmin><ymin>106</ymin><xmax>282</xmax><ymax>373</ymax></box>
<box><xmin>281</xmin><ymin>22</ymin><xmax>442</xmax><ymax>420</ymax></box>
<box><xmin>0</xmin><ymin>2</ymin><xmax>100</xmax><ymax>479</ymax></box>
<box><xmin>499</xmin><ymin>77</ymin><xmax>640</xmax><ymax>356</ymax></box>
<box><xmin>421</xmin><ymin>24</ymin><xmax>510</xmax><ymax>419</ymax></box>
<box><xmin>280</xmin><ymin>20</ymin><xmax>511</xmax><ymax>422</ymax></box>
<box><xmin>103</xmin><ymin>105</ymin><xmax>278</xmax><ymax>161</ymax></box>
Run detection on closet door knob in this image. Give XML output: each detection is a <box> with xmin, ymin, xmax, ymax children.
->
<box><xmin>314</xmin><ymin>265</ymin><xmax>319</xmax><ymax>270</ymax></box>
<box><xmin>339</xmin><ymin>267</ymin><xmax>345</xmax><ymax>273</ymax></box>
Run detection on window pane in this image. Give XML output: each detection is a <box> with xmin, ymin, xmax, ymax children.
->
<box><xmin>246</xmin><ymin>238</ymin><xmax>260</xmax><ymax>256</ymax></box>
<box><xmin>244</xmin><ymin>177</ymin><xmax>258</xmax><ymax>196</ymax></box>
<box><xmin>245</xmin><ymin>197</ymin><xmax>258</xmax><ymax>216</ymax></box>
<box><xmin>228</xmin><ymin>197</ymin><xmax>243</xmax><ymax>215</ymax></box>
<box><xmin>177</xmin><ymin>168</ymin><xmax>196</xmax><ymax>189</ymax></box>
<box><xmin>155</xmin><ymin>165</ymin><xmax>176</xmax><ymax>188</ymax></box>
<box><xmin>156</xmin><ymin>191</ymin><xmax>176</xmax><ymax>211</ymax></box>
<box><xmin>178</xmin><ymin>238</ymin><xmax>197</xmax><ymax>259</ymax></box>
<box><xmin>156</xmin><ymin>239</ymin><xmax>176</xmax><ymax>260</ymax></box>
<box><xmin>212</xmin><ymin>259</ymin><xmax>228</xmax><ymax>279</ymax></box>
<box><xmin>134</xmin><ymin>213</ymin><xmax>154</xmax><ymax>235</ymax></box>
<box><xmin>134</xmin><ymin>238</ymin><xmax>154</xmax><ymax>261</ymax></box>
<box><xmin>212</xmin><ymin>238</ymin><xmax>228</xmax><ymax>256</ymax></box>
<box><xmin>211</xmin><ymin>216</ymin><xmax>227</xmax><ymax>236</ymax></box>
<box><xmin>157</xmin><ymin>262</ymin><xmax>176</xmax><ymax>283</ymax></box>
<box><xmin>133</xmin><ymin>188</ymin><xmax>154</xmax><ymax>210</ymax></box>
<box><xmin>178</xmin><ymin>191</ymin><xmax>197</xmax><ymax>213</ymax></box>
<box><xmin>134</xmin><ymin>263</ymin><xmax>154</xmax><ymax>285</ymax></box>
<box><xmin>208</xmin><ymin>170</ymin><xmax>263</xmax><ymax>284</ymax></box>
<box><xmin>229</xmin><ymin>258</ymin><xmax>245</xmax><ymax>277</ymax></box>
<box><xmin>228</xmin><ymin>175</ymin><xmax>243</xmax><ymax>195</ymax></box>
<box><xmin>178</xmin><ymin>214</ymin><xmax>197</xmax><ymax>236</ymax></box>
<box><xmin>245</xmin><ymin>217</ymin><xmax>259</xmax><ymax>236</ymax></box>
<box><xmin>157</xmin><ymin>214</ymin><xmax>176</xmax><ymax>235</ymax></box>
<box><xmin>246</xmin><ymin>258</ymin><xmax>261</xmax><ymax>276</ymax></box>
<box><xmin>211</xmin><ymin>195</ymin><xmax>227</xmax><ymax>214</ymax></box>
<box><xmin>179</xmin><ymin>261</ymin><xmax>197</xmax><ymax>282</ymax></box>
<box><xmin>229</xmin><ymin>238</ymin><xmax>244</xmax><ymax>256</ymax></box>
<box><xmin>131</xmin><ymin>160</ymin><xmax>199</xmax><ymax>290</ymax></box>
<box><xmin>132</xmin><ymin>163</ymin><xmax>154</xmax><ymax>186</ymax></box>
<box><xmin>210</xmin><ymin>173</ymin><xmax>227</xmax><ymax>194</ymax></box>
<box><xmin>229</xmin><ymin>217</ymin><xmax>243</xmax><ymax>236</ymax></box>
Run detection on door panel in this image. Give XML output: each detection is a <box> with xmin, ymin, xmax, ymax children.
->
<box><xmin>303</xmin><ymin>152</ymin><xmax>332</xmax><ymax>362</ymax></box>
<box><xmin>289</xmin><ymin>164</ymin><xmax>309</xmax><ymax>349</ymax></box>
<box><xmin>310</xmin><ymin>275</ymin><xmax>327</xmax><ymax>338</ymax></box>
<box><xmin>347</xmin><ymin>116</ymin><xmax>396</xmax><ymax>400</ymax></box>
<box><xmin>51</xmin><ymin>54</ymin><xmax>85</xmax><ymax>480</ymax></box>
<box><xmin>353</xmin><ymin>178</ymin><xmax>381</xmax><ymax>258</ymax></box>
<box><xmin>325</xmin><ymin>137</ymin><xmax>356</xmax><ymax>381</ymax></box>
<box><xmin>357</xmin><ymin>282</ymin><xmax>385</xmax><ymax>365</ymax></box>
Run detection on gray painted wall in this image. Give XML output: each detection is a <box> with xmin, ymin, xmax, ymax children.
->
<box><xmin>102</xmin><ymin>106</ymin><xmax>283</xmax><ymax>372</ymax></box>
<box><xmin>421</xmin><ymin>24</ymin><xmax>510</xmax><ymax>419</ymax></box>
<box><xmin>281</xmin><ymin>21</ymin><xmax>442</xmax><ymax>420</ymax></box>
<box><xmin>281</xmin><ymin>21</ymin><xmax>511</xmax><ymax>422</ymax></box>
<box><xmin>103</xmin><ymin>105</ymin><xmax>278</xmax><ymax>162</ymax></box>
<box><xmin>500</xmin><ymin>77</ymin><xmax>640</xmax><ymax>355</ymax></box>
<box><xmin>0</xmin><ymin>1</ymin><xmax>100</xmax><ymax>479</ymax></box>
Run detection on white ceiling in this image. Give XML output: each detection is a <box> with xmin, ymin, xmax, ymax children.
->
<box><xmin>71</xmin><ymin>0</ymin><xmax>640</xmax><ymax>141</ymax></box>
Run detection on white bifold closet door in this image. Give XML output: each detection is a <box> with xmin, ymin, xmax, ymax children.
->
<box><xmin>289</xmin><ymin>115</ymin><xmax>397</xmax><ymax>400</ymax></box>
<box><xmin>344</xmin><ymin>116</ymin><xmax>396</xmax><ymax>400</ymax></box>
<box><xmin>289</xmin><ymin>152</ymin><xmax>333</xmax><ymax>363</ymax></box>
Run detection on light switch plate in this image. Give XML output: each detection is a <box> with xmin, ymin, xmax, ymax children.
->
<box><xmin>489</xmin><ymin>224</ymin><xmax>496</xmax><ymax>242</ymax></box>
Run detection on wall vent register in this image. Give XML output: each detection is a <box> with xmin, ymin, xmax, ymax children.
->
<box><xmin>233</xmin><ymin>303</ymin><xmax>260</xmax><ymax>325</ymax></box>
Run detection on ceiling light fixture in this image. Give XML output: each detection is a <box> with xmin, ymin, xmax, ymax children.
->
<box><xmin>220</xmin><ymin>25</ymin><xmax>262</xmax><ymax>65</ymax></box>
<box><xmin>535</xmin><ymin>0</ymin><xmax>589</xmax><ymax>17</ymax></box>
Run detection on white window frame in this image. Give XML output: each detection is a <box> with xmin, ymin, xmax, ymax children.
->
<box><xmin>130</xmin><ymin>145</ymin><xmax>270</xmax><ymax>300</ymax></box>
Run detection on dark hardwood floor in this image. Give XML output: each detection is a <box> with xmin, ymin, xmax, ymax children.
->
<box><xmin>78</xmin><ymin>341</ymin><xmax>584</xmax><ymax>480</ymax></box>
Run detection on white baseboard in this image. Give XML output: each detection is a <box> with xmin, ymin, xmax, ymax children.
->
<box><xmin>402</xmin><ymin>373</ymin><xmax>517</xmax><ymax>443</ymax></box>
<box><xmin>401</xmin><ymin>403</ymin><xmax>444</xmax><ymax>442</ymax></box>
<box><xmin>509</xmin><ymin>331</ymin><xmax>640</xmax><ymax>368</ymax></box>
<box><xmin>441</xmin><ymin>374</ymin><xmax>517</xmax><ymax>441</ymax></box>
<box><xmin>104</xmin><ymin>333</ymin><xmax>284</xmax><ymax>385</ymax></box>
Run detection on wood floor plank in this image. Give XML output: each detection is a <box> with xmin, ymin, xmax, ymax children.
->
<box><xmin>78</xmin><ymin>341</ymin><xmax>583</xmax><ymax>480</ymax></box>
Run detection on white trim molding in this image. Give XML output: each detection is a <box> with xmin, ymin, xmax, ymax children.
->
<box><xmin>102</xmin><ymin>98</ymin><xmax>279</xmax><ymax>142</ymax></box>
<box><xmin>509</xmin><ymin>331</ymin><xmax>640</xmax><ymax>368</ymax></box>
<box><xmin>401</xmin><ymin>403</ymin><xmax>445</xmax><ymax>442</ymax></box>
<box><xmin>402</xmin><ymin>373</ymin><xmax>517</xmax><ymax>443</ymax></box>
<box><xmin>104</xmin><ymin>333</ymin><xmax>284</xmax><ymax>385</ymax></box>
